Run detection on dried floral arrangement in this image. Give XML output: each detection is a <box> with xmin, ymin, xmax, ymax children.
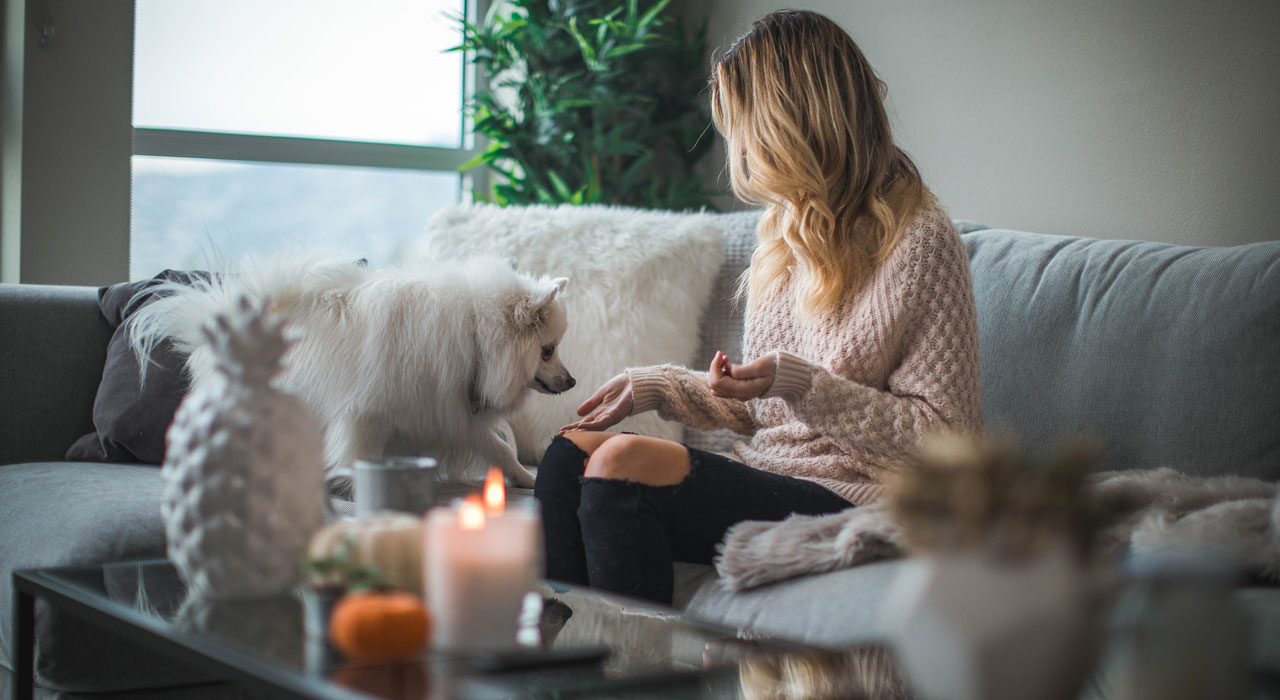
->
<box><xmin>887</xmin><ymin>433</ymin><xmax>1103</xmax><ymax>561</ymax></box>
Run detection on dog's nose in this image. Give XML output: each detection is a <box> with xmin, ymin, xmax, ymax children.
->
<box><xmin>565</xmin><ymin>377</ymin><xmax>576</xmax><ymax>390</ymax></box>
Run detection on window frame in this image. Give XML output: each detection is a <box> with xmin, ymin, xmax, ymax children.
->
<box><xmin>130</xmin><ymin>0</ymin><xmax>488</xmax><ymax>206</ymax></box>
<box><xmin>132</xmin><ymin>129</ymin><xmax>478</xmax><ymax>173</ymax></box>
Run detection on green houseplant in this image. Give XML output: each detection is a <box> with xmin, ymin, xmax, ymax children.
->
<box><xmin>456</xmin><ymin>0</ymin><xmax>717</xmax><ymax>210</ymax></box>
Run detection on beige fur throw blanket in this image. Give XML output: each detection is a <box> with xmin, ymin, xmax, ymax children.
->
<box><xmin>715</xmin><ymin>468</ymin><xmax>1280</xmax><ymax>591</ymax></box>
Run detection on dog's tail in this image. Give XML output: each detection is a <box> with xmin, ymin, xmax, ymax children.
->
<box><xmin>127</xmin><ymin>273</ymin><xmax>234</xmax><ymax>383</ymax></box>
<box><xmin>126</xmin><ymin>254</ymin><xmax>368</xmax><ymax>384</ymax></box>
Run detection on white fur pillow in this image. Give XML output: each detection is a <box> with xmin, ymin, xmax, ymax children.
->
<box><xmin>414</xmin><ymin>204</ymin><xmax>725</xmax><ymax>465</ymax></box>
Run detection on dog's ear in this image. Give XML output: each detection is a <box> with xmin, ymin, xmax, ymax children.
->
<box><xmin>513</xmin><ymin>277</ymin><xmax>568</xmax><ymax>328</ymax></box>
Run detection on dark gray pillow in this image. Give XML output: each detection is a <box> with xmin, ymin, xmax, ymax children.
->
<box><xmin>65</xmin><ymin>270</ymin><xmax>208</xmax><ymax>464</ymax></box>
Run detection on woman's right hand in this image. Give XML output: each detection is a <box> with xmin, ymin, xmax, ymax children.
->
<box><xmin>558</xmin><ymin>372</ymin><xmax>633</xmax><ymax>434</ymax></box>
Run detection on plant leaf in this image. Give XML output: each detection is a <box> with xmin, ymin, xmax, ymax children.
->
<box><xmin>602</xmin><ymin>42</ymin><xmax>648</xmax><ymax>60</ymax></box>
<box><xmin>566</xmin><ymin>16</ymin><xmax>598</xmax><ymax>71</ymax></box>
<box><xmin>547</xmin><ymin>169</ymin><xmax>574</xmax><ymax>201</ymax></box>
<box><xmin>638</xmin><ymin>0</ymin><xmax>672</xmax><ymax>30</ymax></box>
<box><xmin>457</xmin><ymin>151</ymin><xmax>493</xmax><ymax>172</ymax></box>
<box><xmin>455</xmin><ymin>0</ymin><xmax>716</xmax><ymax>211</ymax></box>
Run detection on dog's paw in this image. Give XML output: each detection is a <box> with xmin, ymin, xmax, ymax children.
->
<box><xmin>507</xmin><ymin>466</ymin><xmax>536</xmax><ymax>489</ymax></box>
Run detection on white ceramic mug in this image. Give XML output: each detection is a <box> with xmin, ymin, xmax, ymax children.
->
<box><xmin>353</xmin><ymin>457</ymin><xmax>438</xmax><ymax>518</ymax></box>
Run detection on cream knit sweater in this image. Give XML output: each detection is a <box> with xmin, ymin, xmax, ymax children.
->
<box><xmin>626</xmin><ymin>203</ymin><xmax>983</xmax><ymax>505</ymax></box>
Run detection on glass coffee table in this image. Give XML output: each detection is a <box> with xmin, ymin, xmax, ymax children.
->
<box><xmin>13</xmin><ymin>560</ymin><xmax>905</xmax><ymax>699</ymax></box>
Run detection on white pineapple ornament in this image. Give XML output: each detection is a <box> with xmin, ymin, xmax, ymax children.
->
<box><xmin>162</xmin><ymin>296</ymin><xmax>326</xmax><ymax>599</ymax></box>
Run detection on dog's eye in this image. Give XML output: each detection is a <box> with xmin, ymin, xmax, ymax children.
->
<box><xmin>541</xmin><ymin>345</ymin><xmax>554</xmax><ymax>361</ymax></box>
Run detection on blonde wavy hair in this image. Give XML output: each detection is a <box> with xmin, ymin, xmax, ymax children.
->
<box><xmin>710</xmin><ymin>10</ymin><xmax>932</xmax><ymax>319</ymax></box>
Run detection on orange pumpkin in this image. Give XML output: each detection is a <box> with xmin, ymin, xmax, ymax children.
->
<box><xmin>328</xmin><ymin>591</ymin><xmax>431</xmax><ymax>662</ymax></box>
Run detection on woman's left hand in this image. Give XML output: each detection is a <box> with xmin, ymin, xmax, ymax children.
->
<box><xmin>708</xmin><ymin>351</ymin><xmax>776</xmax><ymax>401</ymax></box>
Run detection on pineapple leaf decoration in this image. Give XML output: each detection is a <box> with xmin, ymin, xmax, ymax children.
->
<box><xmin>162</xmin><ymin>295</ymin><xmax>326</xmax><ymax>600</ymax></box>
<box><xmin>200</xmin><ymin>296</ymin><xmax>299</xmax><ymax>388</ymax></box>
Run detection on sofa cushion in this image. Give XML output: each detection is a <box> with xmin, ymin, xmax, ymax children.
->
<box><xmin>685</xmin><ymin>210</ymin><xmax>761</xmax><ymax>454</ymax></box>
<box><xmin>416</xmin><ymin>203</ymin><xmax>725</xmax><ymax>464</ymax></box>
<box><xmin>676</xmin><ymin>563</ymin><xmax>1280</xmax><ymax>678</ymax></box>
<box><xmin>0</xmin><ymin>285</ymin><xmax>111</xmax><ymax>466</ymax></box>
<box><xmin>677</xmin><ymin>560</ymin><xmax>904</xmax><ymax>647</ymax></box>
<box><xmin>65</xmin><ymin>271</ymin><xmax>208</xmax><ymax>464</ymax></box>
<box><xmin>0</xmin><ymin>461</ymin><xmax>208</xmax><ymax>691</ymax></box>
<box><xmin>964</xmin><ymin>230</ymin><xmax>1280</xmax><ymax>480</ymax></box>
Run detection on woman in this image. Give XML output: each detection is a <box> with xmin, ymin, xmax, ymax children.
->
<box><xmin>534</xmin><ymin>9</ymin><xmax>982</xmax><ymax>604</ymax></box>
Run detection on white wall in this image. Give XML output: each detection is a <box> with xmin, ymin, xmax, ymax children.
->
<box><xmin>698</xmin><ymin>0</ymin><xmax>1280</xmax><ymax>246</ymax></box>
<box><xmin>2</xmin><ymin>1</ymin><xmax>1275</xmax><ymax>284</ymax></box>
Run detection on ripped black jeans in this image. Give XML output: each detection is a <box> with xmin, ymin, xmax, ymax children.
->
<box><xmin>533</xmin><ymin>435</ymin><xmax>852</xmax><ymax>605</ymax></box>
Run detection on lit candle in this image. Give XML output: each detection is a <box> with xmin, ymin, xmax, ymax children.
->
<box><xmin>424</xmin><ymin>472</ymin><xmax>540</xmax><ymax>651</ymax></box>
<box><xmin>483</xmin><ymin>467</ymin><xmax>505</xmax><ymax>513</ymax></box>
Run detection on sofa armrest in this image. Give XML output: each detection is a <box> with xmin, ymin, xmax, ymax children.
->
<box><xmin>0</xmin><ymin>284</ymin><xmax>111</xmax><ymax>465</ymax></box>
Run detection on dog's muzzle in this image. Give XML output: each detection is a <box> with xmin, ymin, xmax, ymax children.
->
<box><xmin>535</xmin><ymin>376</ymin><xmax>576</xmax><ymax>394</ymax></box>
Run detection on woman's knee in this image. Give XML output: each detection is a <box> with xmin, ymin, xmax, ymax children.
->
<box><xmin>561</xmin><ymin>430</ymin><xmax>621</xmax><ymax>456</ymax></box>
<box><xmin>535</xmin><ymin>434</ymin><xmax>596</xmax><ymax>497</ymax></box>
<box><xmin>583</xmin><ymin>435</ymin><xmax>691</xmax><ymax>486</ymax></box>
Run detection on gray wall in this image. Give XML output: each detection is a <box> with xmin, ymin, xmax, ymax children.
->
<box><xmin>697</xmin><ymin>0</ymin><xmax>1280</xmax><ymax>246</ymax></box>
<box><xmin>1</xmin><ymin>0</ymin><xmax>133</xmax><ymax>285</ymax></box>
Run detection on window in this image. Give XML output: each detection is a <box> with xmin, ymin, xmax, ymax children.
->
<box><xmin>130</xmin><ymin>0</ymin><xmax>478</xmax><ymax>278</ymax></box>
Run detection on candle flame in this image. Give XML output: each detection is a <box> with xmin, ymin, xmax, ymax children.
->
<box><xmin>459</xmin><ymin>495</ymin><xmax>485</xmax><ymax>531</ymax></box>
<box><xmin>484</xmin><ymin>467</ymin><xmax>505</xmax><ymax>513</ymax></box>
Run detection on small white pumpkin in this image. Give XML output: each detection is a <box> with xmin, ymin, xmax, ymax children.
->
<box><xmin>307</xmin><ymin>515</ymin><xmax>424</xmax><ymax>594</ymax></box>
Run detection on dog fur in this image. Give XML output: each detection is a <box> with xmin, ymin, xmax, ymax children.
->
<box><xmin>129</xmin><ymin>254</ymin><xmax>574</xmax><ymax>489</ymax></box>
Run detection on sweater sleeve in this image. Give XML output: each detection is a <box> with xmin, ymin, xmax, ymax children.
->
<box><xmin>626</xmin><ymin>364</ymin><xmax>758</xmax><ymax>436</ymax></box>
<box><xmin>764</xmin><ymin>219</ymin><xmax>983</xmax><ymax>456</ymax></box>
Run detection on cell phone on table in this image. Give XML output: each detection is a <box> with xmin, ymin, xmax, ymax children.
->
<box><xmin>468</xmin><ymin>644</ymin><xmax>611</xmax><ymax>673</ymax></box>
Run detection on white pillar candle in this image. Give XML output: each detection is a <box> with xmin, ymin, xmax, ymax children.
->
<box><xmin>424</xmin><ymin>470</ymin><xmax>541</xmax><ymax>651</ymax></box>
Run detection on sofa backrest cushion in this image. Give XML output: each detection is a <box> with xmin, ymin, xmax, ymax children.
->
<box><xmin>64</xmin><ymin>270</ymin><xmax>208</xmax><ymax>464</ymax></box>
<box><xmin>689</xmin><ymin>215</ymin><xmax>1278</xmax><ymax>480</ymax></box>
<box><xmin>964</xmin><ymin>230</ymin><xmax>1280</xmax><ymax>479</ymax></box>
<box><xmin>0</xmin><ymin>284</ymin><xmax>111</xmax><ymax>465</ymax></box>
<box><xmin>686</xmin><ymin>211</ymin><xmax>760</xmax><ymax>453</ymax></box>
<box><xmin>419</xmin><ymin>203</ymin><xmax>726</xmax><ymax>464</ymax></box>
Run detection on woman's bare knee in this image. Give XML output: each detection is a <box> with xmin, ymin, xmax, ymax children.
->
<box><xmin>561</xmin><ymin>430</ymin><xmax>621</xmax><ymax>456</ymax></box>
<box><xmin>583</xmin><ymin>435</ymin><xmax>690</xmax><ymax>486</ymax></box>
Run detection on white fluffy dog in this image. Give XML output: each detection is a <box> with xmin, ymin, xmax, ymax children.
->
<box><xmin>129</xmin><ymin>255</ymin><xmax>575</xmax><ymax>488</ymax></box>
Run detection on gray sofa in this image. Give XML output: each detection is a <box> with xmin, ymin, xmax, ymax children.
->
<box><xmin>2</xmin><ymin>211</ymin><xmax>1279</xmax><ymax>698</ymax></box>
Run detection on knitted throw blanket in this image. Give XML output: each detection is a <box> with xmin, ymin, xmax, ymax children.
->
<box><xmin>714</xmin><ymin>468</ymin><xmax>1280</xmax><ymax>591</ymax></box>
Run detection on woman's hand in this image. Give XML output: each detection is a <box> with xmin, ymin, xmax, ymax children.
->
<box><xmin>708</xmin><ymin>351</ymin><xmax>776</xmax><ymax>401</ymax></box>
<box><xmin>558</xmin><ymin>373</ymin><xmax>634</xmax><ymax>434</ymax></box>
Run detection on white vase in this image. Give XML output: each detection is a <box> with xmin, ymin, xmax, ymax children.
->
<box><xmin>162</xmin><ymin>298</ymin><xmax>326</xmax><ymax>599</ymax></box>
<box><xmin>882</xmin><ymin>547</ymin><xmax>1100</xmax><ymax>700</ymax></box>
